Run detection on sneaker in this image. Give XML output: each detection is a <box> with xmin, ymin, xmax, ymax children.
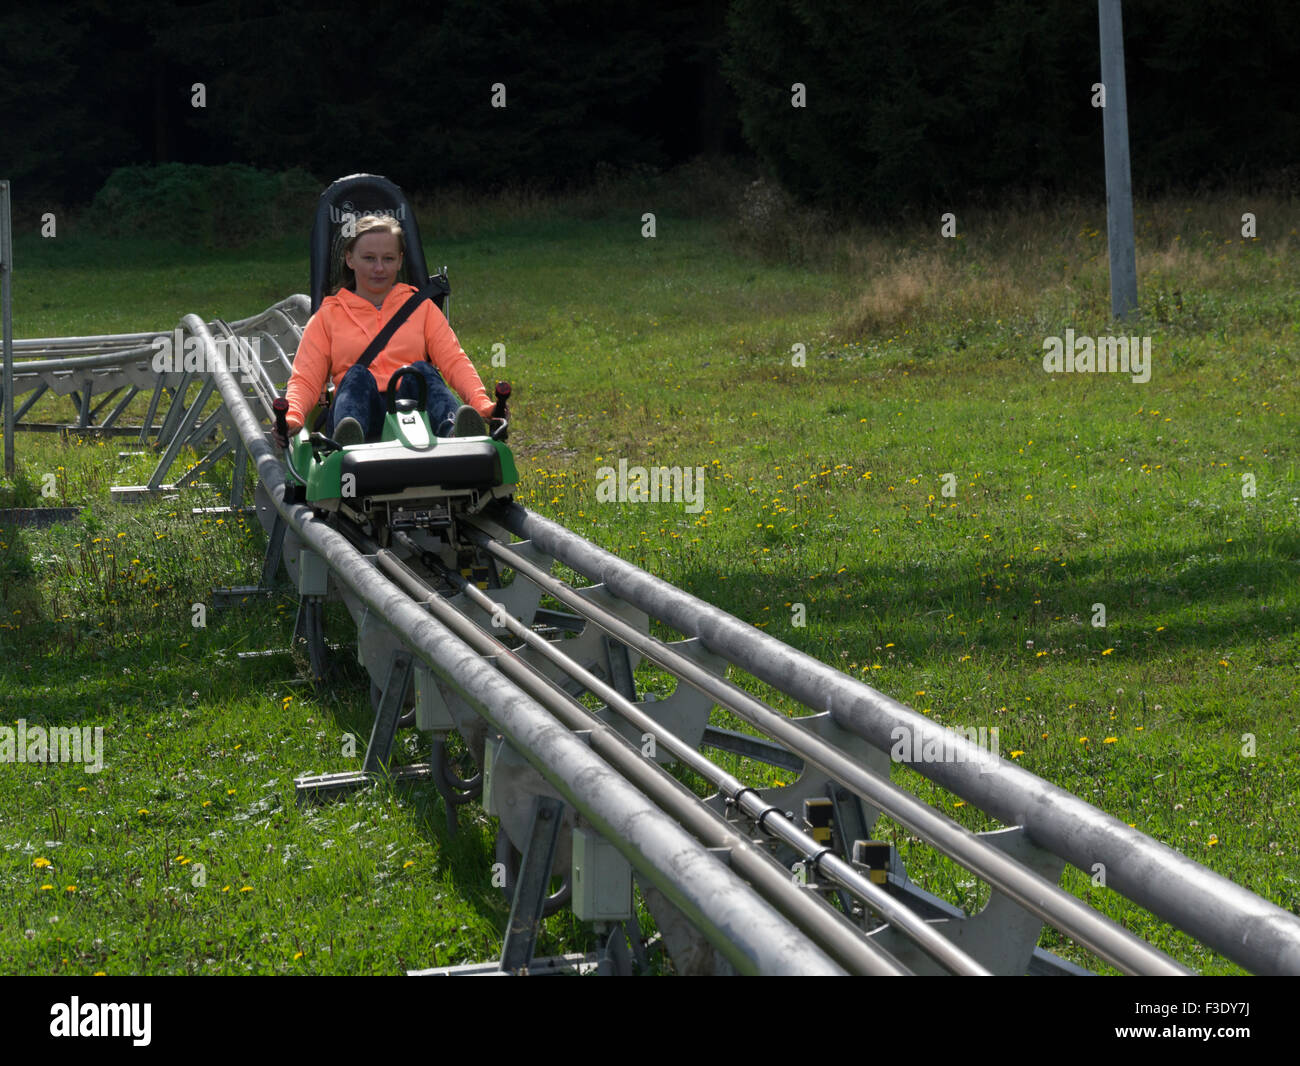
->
<box><xmin>333</xmin><ymin>416</ymin><xmax>365</xmax><ymax>447</ymax></box>
<box><xmin>452</xmin><ymin>405</ymin><xmax>487</xmax><ymax>437</ymax></box>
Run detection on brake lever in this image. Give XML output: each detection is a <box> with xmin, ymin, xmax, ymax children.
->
<box><xmin>308</xmin><ymin>431</ymin><xmax>344</xmax><ymax>460</ymax></box>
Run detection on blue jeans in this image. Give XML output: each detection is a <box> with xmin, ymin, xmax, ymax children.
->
<box><xmin>326</xmin><ymin>362</ymin><xmax>460</xmax><ymax>440</ymax></box>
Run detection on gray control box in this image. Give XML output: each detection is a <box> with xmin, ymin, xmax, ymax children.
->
<box><xmin>571</xmin><ymin>826</ymin><xmax>632</xmax><ymax>922</ymax></box>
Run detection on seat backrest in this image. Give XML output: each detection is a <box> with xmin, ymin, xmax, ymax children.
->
<box><xmin>310</xmin><ymin>174</ymin><xmax>440</xmax><ymax>313</ymax></box>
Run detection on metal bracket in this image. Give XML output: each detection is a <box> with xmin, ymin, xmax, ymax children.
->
<box><xmin>292</xmin><ymin>597</ymin><xmax>328</xmax><ymax>680</ymax></box>
<box><xmin>500</xmin><ymin>795</ymin><xmax>566</xmax><ymax>974</ymax></box>
<box><xmin>363</xmin><ymin>649</ymin><xmax>413</xmax><ymax>774</ymax></box>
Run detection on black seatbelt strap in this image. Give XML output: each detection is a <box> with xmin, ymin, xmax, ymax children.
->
<box><xmin>311</xmin><ymin>277</ymin><xmax>441</xmax><ymax>430</ymax></box>
<box><xmin>356</xmin><ymin>276</ymin><xmax>442</xmax><ymax>371</ymax></box>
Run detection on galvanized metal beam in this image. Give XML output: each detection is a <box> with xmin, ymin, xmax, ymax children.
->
<box><xmin>501</xmin><ymin>505</ymin><xmax>1300</xmax><ymax>975</ymax></box>
<box><xmin>199</xmin><ymin>315</ymin><xmax>845</xmax><ymax>976</ymax></box>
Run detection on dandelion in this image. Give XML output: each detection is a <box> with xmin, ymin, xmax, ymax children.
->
<box><xmin>403</xmin><ymin>860</ymin><xmax>416</xmax><ymax>869</ymax></box>
<box><xmin>1010</xmin><ymin>750</ymin><xmax>1025</xmax><ymax>759</ymax></box>
<box><xmin>293</xmin><ymin>951</ymin><xmax>304</xmax><ymax>960</ymax></box>
<box><xmin>1102</xmin><ymin>648</ymin><xmax>1114</xmax><ymax>656</ymax></box>
<box><xmin>33</xmin><ymin>858</ymin><xmax>51</xmax><ymax>869</ymax></box>
<box><xmin>239</xmin><ymin>886</ymin><xmax>253</xmax><ymax>893</ymax></box>
<box><xmin>1079</xmin><ymin>736</ymin><xmax>1088</xmax><ymax>743</ymax></box>
<box><xmin>1207</xmin><ymin>835</ymin><xmax>1219</xmax><ymax>847</ymax></box>
<box><xmin>65</xmin><ymin>886</ymin><xmax>76</xmax><ymax>893</ymax></box>
<box><xmin>39</xmin><ymin>885</ymin><xmax>53</xmax><ymax>891</ymax></box>
<box><xmin>1103</xmin><ymin>737</ymin><xmax>1118</xmax><ymax>744</ymax></box>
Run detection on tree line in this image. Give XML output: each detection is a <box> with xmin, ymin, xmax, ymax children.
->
<box><xmin>3</xmin><ymin>0</ymin><xmax>1295</xmax><ymax>213</ymax></box>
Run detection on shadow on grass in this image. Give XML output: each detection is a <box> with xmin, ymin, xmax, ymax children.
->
<box><xmin>669</xmin><ymin>528</ymin><xmax>1300</xmax><ymax>661</ymax></box>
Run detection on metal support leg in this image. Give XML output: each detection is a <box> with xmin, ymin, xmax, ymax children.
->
<box><xmin>595</xmin><ymin>923</ymin><xmax>635</xmax><ymax>976</ymax></box>
<box><xmin>148</xmin><ymin>377</ymin><xmax>215</xmax><ymax>489</ymax></box>
<box><xmin>292</xmin><ymin>597</ymin><xmax>328</xmax><ymax>681</ymax></box>
<box><xmin>178</xmin><ymin>436</ymin><xmax>233</xmax><ymax>485</ymax></box>
<box><xmin>77</xmin><ymin>382</ymin><xmax>93</xmax><ymax>428</ymax></box>
<box><xmin>13</xmin><ymin>382</ymin><xmax>47</xmax><ymax>422</ymax></box>
<box><xmin>500</xmin><ymin>795</ymin><xmax>565</xmax><ymax>974</ymax></box>
<box><xmin>89</xmin><ymin>386</ymin><xmax>121</xmax><ymax>423</ymax></box>
<box><xmin>154</xmin><ymin>372</ymin><xmax>194</xmax><ymax>448</ymax></box>
<box><xmin>612</xmin><ymin>906</ymin><xmax>649</xmax><ymax>972</ymax></box>
<box><xmin>363</xmin><ymin>650</ymin><xmax>412</xmax><ymax>774</ymax></box>
<box><xmin>230</xmin><ymin>438</ymin><xmax>248</xmax><ymax>509</ymax></box>
<box><xmin>139</xmin><ymin>374</ymin><xmax>167</xmax><ymax>443</ymax></box>
<box><xmin>827</xmin><ymin>782</ymin><xmax>872</xmax><ymax>919</ymax></box>
<box><xmin>99</xmin><ymin>385</ymin><xmax>139</xmax><ymax>430</ymax></box>
<box><xmin>260</xmin><ymin>513</ymin><xmax>286</xmax><ymax>588</ymax></box>
<box><xmin>604</xmin><ymin>635</ymin><xmax>637</xmax><ymax>702</ymax></box>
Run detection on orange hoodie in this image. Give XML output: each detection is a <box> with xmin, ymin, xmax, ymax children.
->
<box><xmin>285</xmin><ymin>284</ymin><xmax>493</xmax><ymax>427</ymax></box>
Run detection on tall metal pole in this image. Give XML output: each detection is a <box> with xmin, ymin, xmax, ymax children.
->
<box><xmin>1099</xmin><ymin>0</ymin><xmax>1138</xmax><ymax>320</ymax></box>
<box><xmin>2</xmin><ymin>180</ymin><xmax>14</xmax><ymax>476</ymax></box>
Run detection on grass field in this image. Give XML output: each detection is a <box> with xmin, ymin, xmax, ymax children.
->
<box><xmin>2</xmin><ymin>171</ymin><xmax>1297</xmax><ymax>974</ymax></box>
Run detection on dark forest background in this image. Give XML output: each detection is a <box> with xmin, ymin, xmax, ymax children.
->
<box><xmin>3</xmin><ymin>0</ymin><xmax>1297</xmax><ymax>215</ymax></box>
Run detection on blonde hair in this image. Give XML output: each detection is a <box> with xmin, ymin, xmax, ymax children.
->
<box><xmin>333</xmin><ymin>214</ymin><xmax>406</xmax><ymax>294</ymax></box>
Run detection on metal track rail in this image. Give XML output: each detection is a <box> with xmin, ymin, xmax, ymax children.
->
<box><xmin>466</xmin><ymin>521</ymin><xmax>1189</xmax><ymax>976</ymax></box>
<box><xmin>366</xmin><ymin>540</ymin><xmax>915</xmax><ymax>975</ymax></box>
<box><xmin>400</xmin><ymin>541</ymin><xmax>985</xmax><ymax>976</ymax></box>
<box><xmin>495</xmin><ymin>506</ymin><xmax>1300</xmax><ymax>976</ymax></box>
<box><xmin>0</xmin><ymin>298</ymin><xmax>307</xmax><ymax>450</ymax></box>
<box><xmin>197</xmin><ymin>313</ymin><xmax>846</xmax><ymax>975</ymax></box>
<box><xmin>23</xmin><ymin>299</ymin><xmax>1299</xmax><ymax>975</ymax></box>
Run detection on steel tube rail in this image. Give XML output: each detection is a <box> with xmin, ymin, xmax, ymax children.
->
<box><xmin>195</xmin><ymin>315</ymin><xmax>842</xmax><ymax>976</ymax></box>
<box><xmin>502</xmin><ymin>505</ymin><xmax>1300</xmax><ymax>976</ymax></box>
<box><xmin>372</xmin><ymin>546</ymin><xmax>910</xmax><ymax>975</ymax></box>
<box><xmin>11</xmin><ymin>348</ymin><xmax>160</xmax><ymax>373</ymax></box>
<box><xmin>470</xmin><ymin>521</ymin><xmax>1191</xmax><ymax>976</ymax></box>
<box><xmin>422</xmin><ymin>547</ymin><xmax>987</xmax><ymax>976</ymax></box>
<box><xmin>13</xmin><ymin>331</ymin><xmax>163</xmax><ymax>350</ymax></box>
<box><xmin>14</xmin><ymin>297</ymin><xmax>310</xmax><ymax>352</ymax></box>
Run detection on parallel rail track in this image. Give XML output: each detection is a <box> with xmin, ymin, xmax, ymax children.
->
<box><xmin>7</xmin><ymin>302</ymin><xmax>1299</xmax><ymax>975</ymax></box>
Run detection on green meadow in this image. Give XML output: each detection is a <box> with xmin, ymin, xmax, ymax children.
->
<box><xmin>1</xmin><ymin>172</ymin><xmax>1297</xmax><ymax>974</ymax></box>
